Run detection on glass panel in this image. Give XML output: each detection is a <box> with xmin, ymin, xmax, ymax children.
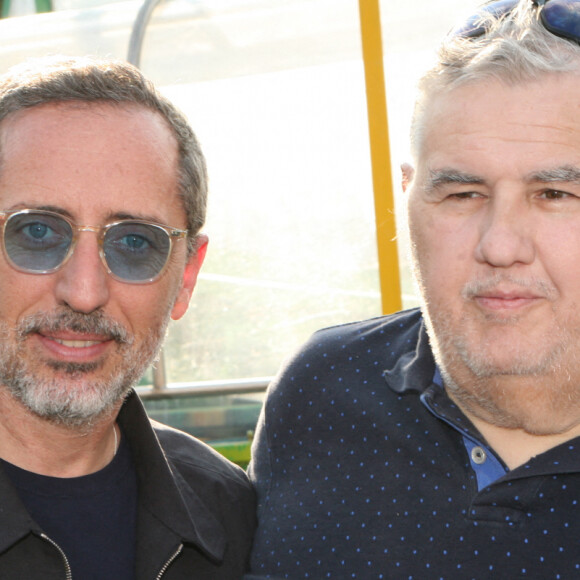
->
<box><xmin>0</xmin><ymin>0</ymin><xmax>483</xmax><ymax>386</ymax></box>
<box><xmin>0</xmin><ymin>1</ymin><xmax>140</xmax><ymax>67</ymax></box>
<box><xmin>138</xmin><ymin>0</ymin><xmax>381</xmax><ymax>382</ymax></box>
<box><xmin>143</xmin><ymin>390</ymin><xmax>264</xmax><ymax>467</ymax></box>
<box><xmin>379</xmin><ymin>0</ymin><xmax>483</xmax><ymax>307</ymax></box>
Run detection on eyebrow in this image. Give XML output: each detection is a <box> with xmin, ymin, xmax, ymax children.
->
<box><xmin>526</xmin><ymin>165</ymin><xmax>580</xmax><ymax>185</ymax></box>
<box><xmin>110</xmin><ymin>211</ymin><xmax>168</xmax><ymax>224</ymax></box>
<box><xmin>425</xmin><ymin>165</ymin><xmax>580</xmax><ymax>192</ymax></box>
<box><xmin>425</xmin><ymin>168</ymin><xmax>486</xmax><ymax>192</ymax></box>
<box><xmin>8</xmin><ymin>205</ymin><xmax>168</xmax><ymax>225</ymax></box>
<box><xmin>23</xmin><ymin>204</ymin><xmax>75</xmax><ymax>218</ymax></box>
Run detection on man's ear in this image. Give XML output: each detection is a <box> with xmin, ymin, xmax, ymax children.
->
<box><xmin>401</xmin><ymin>163</ymin><xmax>415</xmax><ymax>192</ymax></box>
<box><xmin>171</xmin><ymin>235</ymin><xmax>208</xmax><ymax>321</ymax></box>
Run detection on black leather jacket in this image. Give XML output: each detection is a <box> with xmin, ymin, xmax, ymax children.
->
<box><xmin>0</xmin><ymin>390</ymin><xmax>257</xmax><ymax>579</ymax></box>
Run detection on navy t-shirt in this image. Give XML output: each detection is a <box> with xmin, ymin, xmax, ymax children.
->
<box><xmin>2</xmin><ymin>428</ymin><xmax>138</xmax><ymax>580</ymax></box>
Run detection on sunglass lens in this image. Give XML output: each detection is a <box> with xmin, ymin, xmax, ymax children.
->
<box><xmin>4</xmin><ymin>212</ymin><xmax>72</xmax><ymax>272</ymax></box>
<box><xmin>541</xmin><ymin>0</ymin><xmax>580</xmax><ymax>43</ymax></box>
<box><xmin>103</xmin><ymin>222</ymin><xmax>171</xmax><ymax>282</ymax></box>
<box><xmin>451</xmin><ymin>0</ymin><xmax>519</xmax><ymax>38</ymax></box>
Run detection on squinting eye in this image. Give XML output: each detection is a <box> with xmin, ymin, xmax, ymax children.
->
<box><xmin>541</xmin><ymin>189</ymin><xmax>570</xmax><ymax>200</ymax></box>
<box><xmin>448</xmin><ymin>191</ymin><xmax>482</xmax><ymax>200</ymax></box>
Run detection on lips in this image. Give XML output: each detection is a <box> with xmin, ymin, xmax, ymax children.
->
<box><xmin>41</xmin><ymin>329</ymin><xmax>111</xmax><ymax>346</ymax></box>
<box><xmin>34</xmin><ymin>331</ymin><xmax>114</xmax><ymax>363</ymax></box>
<box><xmin>477</xmin><ymin>286</ymin><xmax>540</xmax><ymax>299</ymax></box>
<box><xmin>469</xmin><ymin>285</ymin><xmax>545</xmax><ymax>313</ymax></box>
<box><xmin>461</xmin><ymin>275</ymin><xmax>556</xmax><ymax>314</ymax></box>
<box><xmin>17</xmin><ymin>309</ymin><xmax>131</xmax><ymax>345</ymax></box>
<box><xmin>15</xmin><ymin>309</ymin><xmax>131</xmax><ymax>365</ymax></box>
<box><xmin>51</xmin><ymin>337</ymin><xmax>104</xmax><ymax>348</ymax></box>
<box><xmin>475</xmin><ymin>294</ymin><xmax>540</xmax><ymax>311</ymax></box>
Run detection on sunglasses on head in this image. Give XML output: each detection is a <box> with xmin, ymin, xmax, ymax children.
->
<box><xmin>451</xmin><ymin>0</ymin><xmax>580</xmax><ymax>42</ymax></box>
<box><xmin>0</xmin><ymin>209</ymin><xmax>188</xmax><ymax>284</ymax></box>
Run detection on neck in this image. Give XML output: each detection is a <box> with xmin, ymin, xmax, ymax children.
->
<box><xmin>467</xmin><ymin>413</ymin><xmax>580</xmax><ymax>470</ymax></box>
<box><xmin>0</xmin><ymin>389</ymin><xmax>122</xmax><ymax>477</ymax></box>
<box><xmin>446</xmin><ymin>386</ymin><xmax>580</xmax><ymax>469</ymax></box>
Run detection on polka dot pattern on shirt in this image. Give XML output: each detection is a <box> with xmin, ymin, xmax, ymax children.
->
<box><xmin>248</xmin><ymin>309</ymin><xmax>580</xmax><ymax>579</ymax></box>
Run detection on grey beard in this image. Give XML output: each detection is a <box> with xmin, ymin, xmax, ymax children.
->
<box><xmin>0</xmin><ymin>308</ymin><xmax>167</xmax><ymax>429</ymax></box>
<box><xmin>422</xmin><ymin>299</ymin><xmax>580</xmax><ymax>433</ymax></box>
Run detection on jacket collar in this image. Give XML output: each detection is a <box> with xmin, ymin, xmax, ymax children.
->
<box><xmin>0</xmin><ymin>391</ymin><xmax>227</xmax><ymax>561</ymax></box>
<box><xmin>118</xmin><ymin>390</ymin><xmax>226</xmax><ymax>563</ymax></box>
<box><xmin>0</xmin><ymin>464</ymin><xmax>42</xmax><ymax>553</ymax></box>
<box><xmin>0</xmin><ymin>391</ymin><xmax>226</xmax><ymax>561</ymax></box>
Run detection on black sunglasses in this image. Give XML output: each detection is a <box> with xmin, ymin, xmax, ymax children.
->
<box><xmin>451</xmin><ymin>0</ymin><xmax>580</xmax><ymax>42</ymax></box>
<box><xmin>0</xmin><ymin>209</ymin><xmax>188</xmax><ymax>284</ymax></box>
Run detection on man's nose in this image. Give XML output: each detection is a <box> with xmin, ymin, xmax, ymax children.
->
<box><xmin>53</xmin><ymin>232</ymin><xmax>110</xmax><ymax>314</ymax></box>
<box><xmin>474</xmin><ymin>197</ymin><xmax>535</xmax><ymax>268</ymax></box>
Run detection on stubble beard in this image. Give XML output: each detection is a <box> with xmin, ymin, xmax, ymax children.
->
<box><xmin>427</xmin><ymin>307</ymin><xmax>578</xmax><ymax>432</ymax></box>
<box><xmin>0</xmin><ymin>308</ymin><xmax>168</xmax><ymax>429</ymax></box>
<box><xmin>414</xmin><ymin>267</ymin><xmax>580</xmax><ymax>434</ymax></box>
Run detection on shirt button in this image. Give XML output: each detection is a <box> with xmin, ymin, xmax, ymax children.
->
<box><xmin>471</xmin><ymin>446</ymin><xmax>487</xmax><ymax>465</ymax></box>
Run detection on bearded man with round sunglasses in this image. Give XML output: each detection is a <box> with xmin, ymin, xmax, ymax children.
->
<box><xmin>0</xmin><ymin>56</ymin><xmax>256</xmax><ymax>579</ymax></box>
<box><xmin>246</xmin><ymin>1</ymin><xmax>580</xmax><ymax>578</ymax></box>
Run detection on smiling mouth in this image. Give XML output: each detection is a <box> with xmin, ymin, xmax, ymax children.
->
<box><xmin>51</xmin><ymin>338</ymin><xmax>103</xmax><ymax>348</ymax></box>
<box><xmin>17</xmin><ymin>308</ymin><xmax>132</xmax><ymax>347</ymax></box>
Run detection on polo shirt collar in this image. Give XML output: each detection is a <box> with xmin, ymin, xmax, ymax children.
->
<box><xmin>382</xmin><ymin>316</ymin><xmax>435</xmax><ymax>395</ymax></box>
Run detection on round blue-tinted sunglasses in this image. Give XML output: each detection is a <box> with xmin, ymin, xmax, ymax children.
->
<box><xmin>451</xmin><ymin>0</ymin><xmax>580</xmax><ymax>42</ymax></box>
<box><xmin>0</xmin><ymin>209</ymin><xmax>188</xmax><ymax>284</ymax></box>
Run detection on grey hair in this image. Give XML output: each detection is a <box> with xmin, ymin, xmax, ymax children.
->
<box><xmin>0</xmin><ymin>55</ymin><xmax>207</xmax><ymax>253</ymax></box>
<box><xmin>411</xmin><ymin>0</ymin><xmax>580</xmax><ymax>159</ymax></box>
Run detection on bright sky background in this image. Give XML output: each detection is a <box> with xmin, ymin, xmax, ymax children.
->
<box><xmin>0</xmin><ymin>0</ymin><xmax>487</xmax><ymax>383</ymax></box>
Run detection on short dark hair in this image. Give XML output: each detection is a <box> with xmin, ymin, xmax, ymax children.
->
<box><xmin>0</xmin><ymin>55</ymin><xmax>207</xmax><ymax>252</ymax></box>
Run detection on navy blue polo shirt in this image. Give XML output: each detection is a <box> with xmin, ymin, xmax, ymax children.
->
<box><xmin>248</xmin><ymin>309</ymin><xmax>580</xmax><ymax>579</ymax></box>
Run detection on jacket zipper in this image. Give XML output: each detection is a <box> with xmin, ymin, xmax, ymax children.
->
<box><xmin>40</xmin><ymin>532</ymin><xmax>183</xmax><ymax>579</ymax></box>
<box><xmin>156</xmin><ymin>544</ymin><xmax>183</xmax><ymax>579</ymax></box>
<box><xmin>40</xmin><ymin>533</ymin><xmax>73</xmax><ymax>580</ymax></box>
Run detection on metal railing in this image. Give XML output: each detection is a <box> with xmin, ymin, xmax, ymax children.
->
<box><xmin>138</xmin><ymin>376</ymin><xmax>271</xmax><ymax>399</ymax></box>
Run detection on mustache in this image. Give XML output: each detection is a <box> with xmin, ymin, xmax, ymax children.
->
<box><xmin>461</xmin><ymin>274</ymin><xmax>558</xmax><ymax>301</ymax></box>
<box><xmin>15</xmin><ymin>308</ymin><xmax>132</xmax><ymax>345</ymax></box>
